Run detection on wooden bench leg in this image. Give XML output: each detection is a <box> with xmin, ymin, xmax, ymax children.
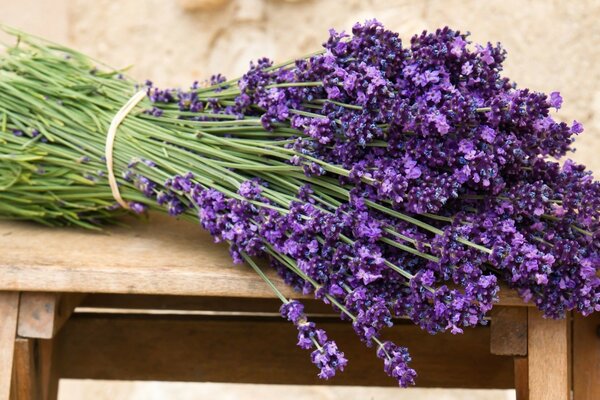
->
<box><xmin>514</xmin><ymin>356</ymin><xmax>529</xmax><ymax>400</ymax></box>
<box><xmin>489</xmin><ymin>307</ymin><xmax>530</xmax><ymax>399</ymax></box>
<box><xmin>573</xmin><ymin>312</ymin><xmax>600</xmax><ymax>400</ymax></box>
<box><xmin>528</xmin><ymin>309</ymin><xmax>570</xmax><ymax>400</ymax></box>
<box><xmin>12</xmin><ymin>339</ymin><xmax>35</xmax><ymax>400</ymax></box>
<box><xmin>0</xmin><ymin>292</ymin><xmax>20</xmax><ymax>400</ymax></box>
<box><xmin>11</xmin><ymin>293</ymin><xmax>77</xmax><ymax>400</ymax></box>
<box><xmin>12</xmin><ymin>338</ymin><xmax>58</xmax><ymax>400</ymax></box>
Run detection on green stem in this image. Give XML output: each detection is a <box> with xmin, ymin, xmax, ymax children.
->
<box><xmin>241</xmin><ymin>252</ymin><xmax>289</xmax><ymax>304</ymax></box>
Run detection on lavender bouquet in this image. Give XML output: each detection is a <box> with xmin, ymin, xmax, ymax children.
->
<box><xmin>0</xmin><ymin>21</ymin><xmax>598</xmax><ymax>386</ymax></box>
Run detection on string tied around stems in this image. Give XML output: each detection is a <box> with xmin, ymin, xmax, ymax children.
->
<box><xmin>105</xmin><ymin>89</ymin><xmax>147</xmax><ymax>210</ymax></box>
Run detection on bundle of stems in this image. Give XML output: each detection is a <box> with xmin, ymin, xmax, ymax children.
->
<box><xmin>0</xmin><ymin>23</ymin><xmax>598</xmax><ymax>386</ymax></box>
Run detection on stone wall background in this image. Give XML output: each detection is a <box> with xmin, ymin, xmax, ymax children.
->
<box><xmin>2</xmin><ymin>0</ymin><xmax>599</xmax><ymax>398</ymax></box>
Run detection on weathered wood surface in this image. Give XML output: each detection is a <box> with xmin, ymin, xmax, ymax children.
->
<box><xmin>0</xmin><ymin>215</ymin><xmax>526</xmax><ymax>305</ymax></box>
<box><xmin>12</xmin><ymin>339</ymin><xmax>35</xmax><ymax>400</ymax></box>
<box><xmin>54</xmin><ymin>313</ymin><xmax>515</xmax><ymax>388</ymax></box>
<box><xmin>527</xmin><ymin>309</ymin><xmax>570</xmax><ymax>400</ymax></box>
<box><xmin>573</xmin><ymin>313</ymin><xmax>600</xmax><ymax>400</ymax></box>
<box><xmin>490</xmin><ymin>307</ymin><xmax>528</xmax><ymax>356</ymax></box>
<box><xmin>0</xmin><ymin>292</ymin><xmax>19</xmax><ymax>400</ymax></box>
<box><xmin>17</xmin><ymin>293</ymin><xmax>85</xmax><ymax>339</ymax></box>
<box><xmin>0</xmin><ymin>215</ymin><xmax>293</xmax><ymax>298</ymax></box>
<box><xmin>513</xmin><ymin>357</ymin><xmax>529</xmax><ymax>400</ymax></box>
<box><xmin>11</xmin><ymin>338</ymin><xmax>58</xmax><ymax>400</ymax></box>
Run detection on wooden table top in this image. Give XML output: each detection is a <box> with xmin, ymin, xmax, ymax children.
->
<box><xmin>0</xmin><ymin>213</ymin><xmax>527</xmax><ymax>305</ymax></box>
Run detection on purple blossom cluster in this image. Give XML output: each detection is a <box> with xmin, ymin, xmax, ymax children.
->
<box><xmin>127</xmin><ymin>169</ymin><xmax>501</xmax><ymax>386</ymax></box>
<box><xmin>233</xmin><ymin>21</ymin><xmax>582</xmax><ymax>212</ymax></box>
<box><xmin>281</xmin><ymin>300</ymin><xmax>347</xmax><ymax>379</ymax></box>
<box><xmin>376</xmin><ymin>341</ymin><xmax>417</xmax><ymax>388</ymax></box>
<box><xmin>138</xmin><ymin>20</ymin><xmax>599</xmax><ymax>386</ymax></box>
<box><xmin>222</xmin><ymin>20</ymin><xmax>598</xmax><ymax>318</ymax></box>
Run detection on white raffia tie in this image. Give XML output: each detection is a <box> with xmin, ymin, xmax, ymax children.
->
<box><xmin>105</xmin><ymin>90</ymin><xmax>147</xmax><ymax>210</ymax></box>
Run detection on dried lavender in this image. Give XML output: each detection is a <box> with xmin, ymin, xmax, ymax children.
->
<box><xmin>0</xmin><ymin>22</ymin><xmax>598</xmax><ymax>386</ymax></box>
<box><xmin>280</xmin><ymin>299</ymin><xmax>348</xmax><ymax>380</ymax></box>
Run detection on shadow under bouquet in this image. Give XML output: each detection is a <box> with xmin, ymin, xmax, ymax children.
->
<box><xmin>0</xmin><ymin>20</ymin><xmax>598</xmax><ymax>386</ymax></box>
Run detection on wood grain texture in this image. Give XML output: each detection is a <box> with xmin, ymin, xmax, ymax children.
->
<box><xmin>54</xmin><ymin>314</ymin><xmax>515</xmax><ymax>388</ymax></box>
<box><xmin>528</xmin><ymin>309</ymin><xmax>570</xmax><ymax>400</ymax></box>
<box><xmin>39</xmin><ymin>339</ymin><xmax>59</xmax><ymax>400</ymax></box>
<box><xmin>17</xmin><ymin>293</ymin><xmax>85</xmax><ymax>339</ymax></box>
<box><xmin>12</xmin><ymin>339</ymin><xmax>35</xmax><ymax>400</ymax></box>
<box><xmin>490</xmin><ymin>307</ymin><xmax>528</xmax><ymax>356</ymax></box>
<box><xmin>11</xmin><ymin>338</ymin><xmax>58</xmax><ymax>400</ymax></box>
<box><xmin>0</xmin><ymin>215</ymin><xmax>526</xmax><ymax>305</ymax></box>
<box><xmin>573</xmin><ymin>313</ymin><xmax>600</xmax><ymax>400</ymax></box>
<box><xmin>514</xmin><ymin>357</ymin><xmax>529</xmax><ymax>400</ymax></box>
<box><xmin>0</xmin><ymin>292</ymin><xmax>19</xmax><ymax>400</ymax></box>
<box><xmin>0</xmin><ymin>215</ymin><xmax>299</xmax><ymax>298</ymax></box>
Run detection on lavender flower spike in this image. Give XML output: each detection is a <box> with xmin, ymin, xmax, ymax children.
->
<box><xmin>281</xmin><ymin>301</ymin><xmax>347</xmax><ymax>379</ymax></box>
<box><xmin>376</xmin><ymin>341</ymin><xmax>417</xmax><ymax>387</ymax></box>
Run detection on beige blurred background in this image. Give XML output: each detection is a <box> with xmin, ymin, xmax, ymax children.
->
<box><xmin>2</xmin><ymin>0</ymin><xmax>599</xmax><ymax>398</ymax></box>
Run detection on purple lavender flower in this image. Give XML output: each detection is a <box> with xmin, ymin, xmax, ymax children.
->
<box><xmin>280</xmin><ymin>300</ymin><xmax>305</xmax><ymax>324</ymax></box>
<box><xmin>549</xmin><ymin>91</ymin><xmax>563</xmax><ymax>109</ymax></box>
<box><xmin>376</xmin><ymin>341</ymin><xmax>417</xmax><ymax>387</ymax></box>
<box><xmin>280</xmin><ymin>301</ymin><xmax>347</xmax><ymax>379</ymax></box>
<box><xmin>136</xmin><ymin>176</ymin><xmax>156</xmax><ymax>198</ymax></box>
<box><xmin>131</xmin><ymin>21</ymin><xmax>600</xmax><ymax>387</ymax></box>
<box><xmin>571</xmin><ymin>120</ymin><xmax>584</xmax><ymax>134</ymax></box>
<box><xmin>128</xmin><ymin>202</ymin><xmax>147</xmax><ymax>214</ymax></box>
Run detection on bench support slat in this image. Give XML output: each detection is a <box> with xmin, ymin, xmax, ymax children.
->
<box><xmin>528</xmin><ymin>309</ymin><xmax>570</xmax><ymax>400</ymax></box>
<box><xmin>0</xmin><ymin>292</ymin><xmax>19</xmax><ymax>400</ymax></box>
<box><xmin>54</xmin><ymin>314</ymin><xmax>515</xmax><ymax>388</ymax></box>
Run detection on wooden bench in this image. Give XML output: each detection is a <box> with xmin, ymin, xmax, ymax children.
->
<box><xmin>0</xmin><ymin>214</ymin><xmax>598</xmax><ymax>399</ymax></box>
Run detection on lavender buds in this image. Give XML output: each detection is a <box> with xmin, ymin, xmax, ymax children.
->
<box><xmin>0</xmin><ymin>22</ymin><xmax>598</xmax><ymax>386</ymax></box>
